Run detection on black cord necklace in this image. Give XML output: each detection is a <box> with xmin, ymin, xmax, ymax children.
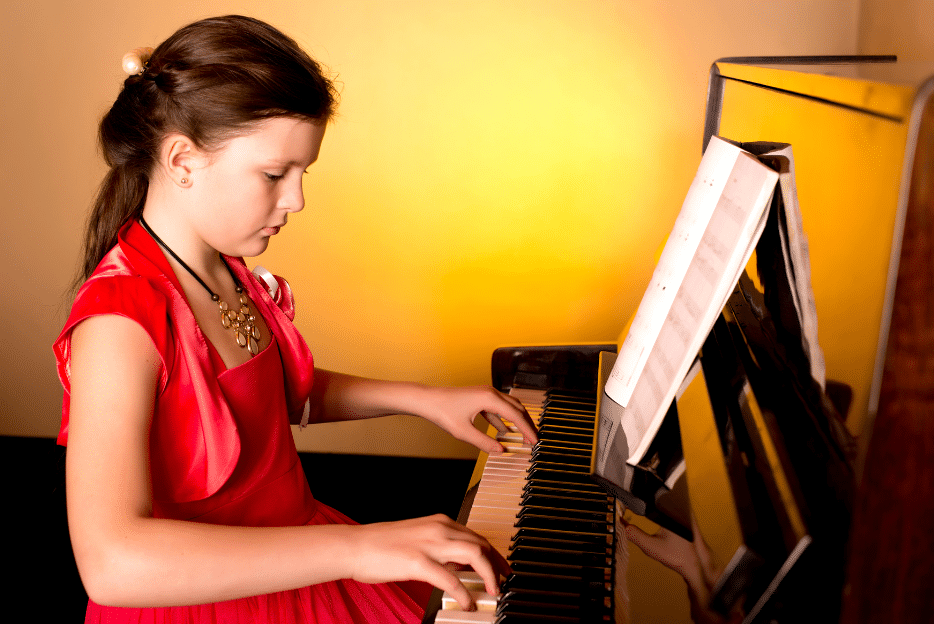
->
<box><xmin>139</xmin><ymin>216</ymin><xmax>261</xmax><ymax>356</ymax></box>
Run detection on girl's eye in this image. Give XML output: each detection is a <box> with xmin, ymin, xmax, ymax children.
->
<box><xmin>264</xmin><ymin>172</ymin><xmax>285</xmax><ymax>181</ymax></box>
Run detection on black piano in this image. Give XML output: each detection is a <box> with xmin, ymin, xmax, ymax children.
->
<box><xmin>427</xmin><ymin>57</ymin><xmax>934</xmax><ymax>624</ymax></box>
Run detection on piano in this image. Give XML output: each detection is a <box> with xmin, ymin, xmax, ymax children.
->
<box><xmin>426</xmin><ymin>57</ymin><xmax>934</xmax><ymax>624</ymax></box>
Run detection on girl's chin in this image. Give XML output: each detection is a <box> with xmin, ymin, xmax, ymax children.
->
<box><xmin>227</xmin><ymin>238</ymin><xmax>271</xmax><ymax>259</ymax></box>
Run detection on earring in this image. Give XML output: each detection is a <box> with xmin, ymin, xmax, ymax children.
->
<box><xmin>180</xmin><ymin>178</ymin><xmax>188</xmax><ymax>185</ymax></box>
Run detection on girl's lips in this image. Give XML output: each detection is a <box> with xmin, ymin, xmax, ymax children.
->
<box><xmin>262</xmin><ymin>226</ymin><xmax>281</xmax><ymax>236</ymax></box>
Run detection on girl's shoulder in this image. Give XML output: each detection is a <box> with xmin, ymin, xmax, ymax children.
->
<box><xmin>56</xmin><ymin>246</ymin><xmax>176</xmax><ymax>397</ymax></box>
<box><xmin>65</xmin><ymin>242</ymin><xmax>174</xmax><ymax>341</ymax></box>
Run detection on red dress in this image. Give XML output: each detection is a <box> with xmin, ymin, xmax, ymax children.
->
<box><xmin>54</xmin><ymin>220</ymin><xmax>430</xmax><ymax>623</ymax></box>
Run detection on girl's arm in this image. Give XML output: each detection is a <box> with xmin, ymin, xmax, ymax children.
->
<box><xmin>66</xmin><ymin>315</ymin><xmax>506</xmax><ymax>609</ymax></box>
<box><xmin>303</xmin><ymin>368</ymin><xmax>538</xmax><ymax>453</ymax></box>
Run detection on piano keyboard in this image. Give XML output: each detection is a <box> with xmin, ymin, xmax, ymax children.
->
<box><xmin>435</xmin><ymin>387</ymin><xmax>616</xmax><ymax>623</ymax></box>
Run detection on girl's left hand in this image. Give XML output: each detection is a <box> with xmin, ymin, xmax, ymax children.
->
<box><xmin>418</xmin><ymin>385</ymin><xmax>538</xmax><ymax>453</ymax></box>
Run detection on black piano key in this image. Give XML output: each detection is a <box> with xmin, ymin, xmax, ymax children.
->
<box><xmin>534</xmin><ymin>440</ymin><xmax>593</xmax><ymax>453</ymax></box>
<box><xmin>510</xmin><ymin>544</ymin><xmax>613</xmax><ymax>567</ymax></box>
<box><xmin>499</xmin><ymin>587</ymin><xmax>612</xmax><ymax>609</ymax></box>
<box><xmin>542</xmin><ymin>401</ymin><xmax>596</xmax><ymax>410</ymax></box>
<box><xmin>514</xmin><ymin>513</ymin><xmax>611</xmax><ymax>534</ymax></box>
<box><xmin>522</xmin><ymin>483</ymin><xmax>609</xmax><ymax>499</ymax></box>
<box><xmin>539</xmin><ymin>414</ymin><xmax>595</xmax><ymax>425</ymax></box>
<box><xmin>523</xmin><ymin>478</ymin><xmax>605</xmax><ymax>494</ymax></box>
<box><xmin>497</xmin><ymin>598</ymin><xmax>611</xmax><ymax>622</ymax></box>
<box><xmin>531</xmin><ymin>446</ymin><xmax>592</xmax><ymax>459</ymax></box>
<box><xmin>526</xmin><ymin>468</ymin><xmax>596</xmax><ymax>484</ymax></box>
<box><xmin>520</xmin><ymin>495</ymin><xmax>612</xmax><ymax>514</ymax></box>
<box><xmin>538</xmin><ymin>424</ymin><xmax>594</xmax><ymax>435</ymax></box>
<box><xmin>512</xmin><ymin>526</ymin><xmax>613</xmax><ymax>545</ymax></box>
<box><xmin>545</xmin><ymin>388</ymin><xmax>597</xmax><ymax>399</ymax></box>
<box><xmin>502</xmin><ymin>571</ymin><xmax>611</xmax><ymax>595</ymax></box>
<box><xmin>537</xmin><ymin>430</ymin><xmax>594</xmax><ymax>443</ymax></box>
<box><xmin>541</xmin><ymin>403</ymin><xmax>595</xmax><ymax>414</ymax></box>
<box><xmin>495</xmin><ymin>613</ymin><xmax>599</xmax><ymax>623</ymax></box>
<box><xmin>496</xmin><ymin>602</ymin><xmax>610</xmax><ymax>623</ymax></box>
<box><xmin>507</xmin><ymin>563</ymin><xmax>611</xmax><ymax>586</ymax></box>
<box><xmin>539</xmin><ymin>428</ymin><xmax>591</xmax><ymax>440</ymax></box>
<box><xmin>529</xmin><ymin>452</ymin><xmax>591</xmax><ymax>467</ymax></box>
<box><xmin>521</xmin><ymin>494</ymin><xmax>609</xmax><ymax>511</ymax></box>
<box><xmin>527</xmin><ymin>462</ymin><xmax>589</xmax><ymax>475</ymax></box>
<box><xmin>517</xmin><ymin>505</ymin><xmax>612</xmax><ymax>523</ymax></box>
<box><xmin>510</xmin><ymin>541</ymin><xmax>611</xmax><ymax>560</ymax></box>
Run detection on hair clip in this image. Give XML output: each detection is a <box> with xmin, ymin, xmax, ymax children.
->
<box><xmin>121</xmin><ymin>47</ymin><xmax>154</xmax><ymax>76</ymax></box>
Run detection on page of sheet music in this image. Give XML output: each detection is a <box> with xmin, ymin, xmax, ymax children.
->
<box><xmin>767</xmin><ymin>145</ymin><xmax>826</xmax><ymax>389</ymax></box>
<box><xmin>599</xmin><ymin>141</ymin><xmax>777</xmax><ymax>468</ymax></box>
<box><xmin>606</xmin><ymin>137</ymin><xmax>743</xmax><ymax>409</ymax></box>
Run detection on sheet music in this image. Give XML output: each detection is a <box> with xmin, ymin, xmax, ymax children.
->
<box><xmin>606</xmin><ymin>137</ymin><xmax>745</xmax><ymax>408</ymax></box>
<box><xmin>761</xmin><ymin>144</ymin><xmax>826</xmax><ymax>389</ymax></box>
<box><xmin>600</xmin><ymin>138</ymin><xmax>778</xmax><ymax>467</ymax></box>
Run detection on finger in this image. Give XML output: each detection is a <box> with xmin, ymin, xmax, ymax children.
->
<box><xmin>511</xmin><ymin>413</ymin><xmax>539</xmax><ymax>445</ymax></box>
<box><xmin>496</xmin><ymin>399</ymin><xmax>539</xmax><ymax>444</ymax></box>
<box><xmin>461</xmin><ymin>388</ymin><xmax>537</xmax><ymax>451</ymax></box>
<box><xmin>457</xmin><ymin>544</ymin><xmax>503</xmax><ymax>597</ymax></box>
<box><xmin>439</xmin><ymin>525</ymin><xmax>508</xmax><ymax>596</ymax></box>
<box><xmin>486</xmin><ymin>402</ymin><xmax>537</xmax><ymax>444</ymax></box>
<box><xmin>462</xmin><ymin>424</ymin><xmax>505</xmax><ymax>454</ymax></box>
<box><xmin>421</xmin><ymin>561</ymin><xmax>476</xmax><ymax>611</ymax></box>
<box><xmin>486</xmin><ymin>541</ymin><xmax>512</xmax><ymax>579</ymax></box>
<box><xmin>481</xmin><ymin>411</ymin><xmax>509</xmax><ymax>435</ymax></box>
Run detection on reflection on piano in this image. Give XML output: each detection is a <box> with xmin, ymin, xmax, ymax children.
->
<box><xmin>426</xmin><ymin>57</ymin><xmax>934</xmax><ymax>623</ymax></box>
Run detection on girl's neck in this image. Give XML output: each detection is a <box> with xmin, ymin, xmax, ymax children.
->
<box><xmin>139</xmin><ymin>205</ymin><xmax>228</xmax><ymax>289</ymax></box>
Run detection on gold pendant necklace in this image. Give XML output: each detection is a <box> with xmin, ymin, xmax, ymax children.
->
<box><xmin>139</xmin><ymin>217</ymin><xmax>261</xmax><ymax>356</ymax></box>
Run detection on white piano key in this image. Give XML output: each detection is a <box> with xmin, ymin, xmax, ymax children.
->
<box><xmin>435</xmin><ymin>387</ymin><xmax>581</xmax><ymax>623</ymax></box>
<box><xmin>433</xmin><ymin>609</ymin><xmax>496</xmax><ymax>623</ymax></box>
<box><xmin>442</xmin><ymin>590</ymin><xmax>497</xmax><ymax>612</ymax></box>
<box><xmin>454</xmin><ymin>570</ymin><xmax>484</xmax><ymax>584</ymax></box>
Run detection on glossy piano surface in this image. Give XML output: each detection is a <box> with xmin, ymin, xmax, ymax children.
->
<box><xmin>433</xmin><ymin>58</ymin><xmax>934</xmax><ymax>624</ymax></box>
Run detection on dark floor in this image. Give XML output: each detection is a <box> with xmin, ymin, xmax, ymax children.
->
<box><xmin>2</xmin><ymin>435</ymin><xmax>474</xmax><ymax>621</ymax></box>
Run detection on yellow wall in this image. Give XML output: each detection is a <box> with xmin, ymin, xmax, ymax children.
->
<box><xmin>0</xmin><ymin>0</ymin><xmax>890</xmax><ymax>461</ymax></box>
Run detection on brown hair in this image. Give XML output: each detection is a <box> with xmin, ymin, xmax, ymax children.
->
<box><xmin>78</xmin><ymin>15</ymin><xmax>338</xmax><ymax>285</ymax></box>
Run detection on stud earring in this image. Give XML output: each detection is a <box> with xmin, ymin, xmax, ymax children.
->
<box><xmin>180</xmin><ymin>178</ymin><xmax>188</xmax><ymax>185</ymax></box>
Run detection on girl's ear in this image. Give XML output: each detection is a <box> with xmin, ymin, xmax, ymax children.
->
<box><xmin>160</xmin><ymin>134</ymin><xmax>204</xmax><ymax>188</ymax></box>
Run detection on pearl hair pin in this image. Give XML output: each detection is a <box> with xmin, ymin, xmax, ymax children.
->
<box><xmin>122</xmin><ymin>46</ymin><xmax>154</xmax><ymax>76</ymax></box>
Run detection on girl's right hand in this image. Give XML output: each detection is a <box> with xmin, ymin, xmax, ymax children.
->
<box><xmin>348</xmin><ymin>514</ymin><xmax>509</xmax><ymax>611</ymax></box>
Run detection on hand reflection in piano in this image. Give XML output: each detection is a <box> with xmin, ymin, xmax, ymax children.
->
<box><xmin>624</xmin><ymin>510</ymin><xmax>744</xmax><ymax>624</ymax></box>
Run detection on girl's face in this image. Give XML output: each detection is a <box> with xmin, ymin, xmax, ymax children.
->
<box><xmin>186</xmin><ymin>117</ymin><xmax>326</xmax><ymax>258</ymax></box>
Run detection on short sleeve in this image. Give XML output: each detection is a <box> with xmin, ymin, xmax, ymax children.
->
<box><xmin>54</xmin><ymin>275</ymin><xmax>174</xmax><ymax>445</ymax></box>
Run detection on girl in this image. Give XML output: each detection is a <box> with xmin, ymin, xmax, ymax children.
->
<box><xmin>56</xmin><ymin>15</ymin><xmax>537</xmax><ymax>624</ymax></box>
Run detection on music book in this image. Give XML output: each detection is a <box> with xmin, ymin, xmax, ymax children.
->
<box><xmin>598</xmin><ymin>136</ymin><xmax>779</xmax><ymax>469</ymax></box>
<box><xmin>745</xmin><ymin>142</ymin><xmax>825</xmax><ymax>390</ymax></box>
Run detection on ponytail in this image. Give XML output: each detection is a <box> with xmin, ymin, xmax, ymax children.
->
<box><xmin>79</xmin><ymin>166</ymin><xmax>148</xmax><ymax>281</ymax></box>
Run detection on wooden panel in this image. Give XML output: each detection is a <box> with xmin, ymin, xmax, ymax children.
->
<box><xmin>839</xmin><ymin>90</ymin><xmax>934</xmax><ymax>624</ymax></box>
